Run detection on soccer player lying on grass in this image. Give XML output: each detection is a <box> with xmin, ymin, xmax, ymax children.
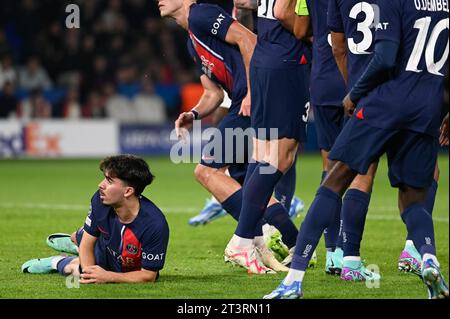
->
<box><xmin>21</xmin><ymin>155</ymin><xmax>169</xmax><ymax>284</ymax></box>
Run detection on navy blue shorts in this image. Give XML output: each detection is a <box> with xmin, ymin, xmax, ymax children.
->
<box><xmin>200</xmin><ymin>111</ymin><xmax>251</xmax><ymax>184</ymax></box>
<box><xmin>76</xmin><ymin>228</ymin><xmax>109</xmax><ymax>270</ymax></box>
<box><xmin>329</xmin><ymin>116</ymin><xmax>438</xmax><ymax>188</ymax></box>
<box><xmin>313</xmin><ymin>105</ymin><xmax>347</xmax><ymax>152</ymax></box>
<box><xmin>250</xmin><ymin>65</ymin><xmax>308</xmax><ymax>142</ymax></box>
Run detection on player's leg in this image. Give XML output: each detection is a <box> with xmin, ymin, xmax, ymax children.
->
<box><xmin>399</xmin><ymin>161</ymin><xmax>440</xmax><ymax>274</ymax></box>
<box><xmin>46</xmin><ymin>227</ymin><xmax>84</xmax><ymax>254</ymax></box>
<box><xmin>314</xmin><ymin>105</ymin><xmax>347</xmax><ymax>274</ymax></box>
<box><xmin>22</xmin><ymin>255</ymin><xmax>79</xmax><ymax>276</ymax></box>
<box><xmin>339</xmin><ymin>164</ymin><xmax>378</xmax><ymax>281</ymax></box>
<box><xmin>226</xmin><ymin>65</ymin><xmax>307</xmax><ymax>274</ymax></box>
<box><xmin>264</xmin><ymin>160</ymin><xmax>357</xmax><ymax>299</ymax></box>
<box><xmin>399</xmin><ymin>185</ymin><xmax>448</xmax><ymax>299</ymax></box>
<box><xmin>264</xmin><ymin>117</ymin><xmax>390</xmax><ymax>299</ymax></box>
<box><xmin>389</xmin><ymin>132</ymin><xmax>448</xmax><ymax>299</ymax></box>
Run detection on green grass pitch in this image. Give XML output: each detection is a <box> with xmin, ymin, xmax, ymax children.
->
<box><xmin>0</xmin><ymin>154</ymin><xmax>448</xmax><ymax>299</ymax></box>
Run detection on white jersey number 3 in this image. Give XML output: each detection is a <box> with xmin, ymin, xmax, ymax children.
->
<box><xmin>348</xmin><ymin>2</ymin><xmax>376</xmax><ymax>55</ymax></box>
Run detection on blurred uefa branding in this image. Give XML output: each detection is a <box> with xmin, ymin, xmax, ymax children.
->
<box><xmin>65</xmin><ymin>4</ymin><xmax>80</xmax><ymax>29</ymax></box>
<box><xmin>169</xmin><ymin>120</ymin><xmax>279</xmax><ymax>174</ymax></box>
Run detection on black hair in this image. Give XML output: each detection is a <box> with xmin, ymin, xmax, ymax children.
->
<box><xmin>100</xmin><ymin>154</ymin><xmax>154</xmax><ymax>196</ymax></box>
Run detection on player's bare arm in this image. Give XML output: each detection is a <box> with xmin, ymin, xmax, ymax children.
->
<box><xmin>80</xmin><ymin>265</ymin><xmax>157</xmax><ymax>284</ymax></box>
<box><xmin>175</xmin><ymin>75</ymin><xmax>224</xmax><ymax>140</ymax></box>
<box><xmin>224</xmin><ymin>22</ymin><xmax>257</xmax><ymax>117</ymax></box>
<box><xmin>233</xmin><ymin>0</ymin><xmax>258</xmax><ymax>9</ymax></box>
<box><xmin>274</xmin><ymin>0</ymin><xmax>297</xmax><ymax>34</ymax></box>
<box><xmin>330</xmin><ymin>31</ymin><xmax>348</xmax><ymax>84</ymax></box>
<box><xmin>78</xmin><ymin>231</ymin><xmax>97</xmax><ymax>271</ymax></box>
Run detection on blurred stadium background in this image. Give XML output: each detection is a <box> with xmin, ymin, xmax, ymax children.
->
<box><xmin>0</xmin><ymin>0</ymin><xmax>448</xmax><ymax>158</ymax></box>
<box><xmin>0</xmin><ymin>0</ymin><xmax>448</xmax><ymax>299</ymax></box>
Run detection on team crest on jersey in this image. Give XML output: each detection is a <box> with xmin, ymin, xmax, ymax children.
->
<box><xmin>126</xmin><ymin>244</ymin><xmax>138</xmax><ymax>255</ymax></box>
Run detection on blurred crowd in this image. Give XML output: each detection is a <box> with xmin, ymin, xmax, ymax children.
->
<box><xmin>0</xmin><ymin>0</ymin><xmax>212</xmax><ymax>123</ymax></box>
<box><xmin>0</xmin><ymin>0</ymin><xmax>448</xmax><ymax>123</ymax></box>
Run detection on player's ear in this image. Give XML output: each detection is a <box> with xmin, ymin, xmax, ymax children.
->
<box><xmin>124</xmin><ymin>186</ymin><xmax>135</xmax><ymax>199</ymax></box>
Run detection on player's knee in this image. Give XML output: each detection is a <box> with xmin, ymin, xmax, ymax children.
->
<box><xmin>276</xmin><ymin>153</ymin><xmax>296</xmax><ymax>174</ymax></box>
<box><xmin>194</xmin><ymin>164</ymin><xmax>214</xmax><ymax>186</ymax></box>
<box><xmin>322</xmin><ymin>162</ymin><xmax>356</xmax><ymax>195</ymax></box>
<box><xmin>350</xmin><ymin>174</ymin><xmax>375</xmax><ymax>193</ymax></box>
<box><xmin>398</xmin><ymin>185</ymin><xmax>428</xmax><ymax>212</ymax></box>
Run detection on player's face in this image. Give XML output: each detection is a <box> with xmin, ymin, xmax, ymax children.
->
<box><xmin>98</xmin><ymin>172</ymin><xmax>129</xmax><ymax>206</ymax></box>
<box><xmin>157</xmin><ymin>0</ymin><xmax>183</xmax><ymax>17</ymax></box>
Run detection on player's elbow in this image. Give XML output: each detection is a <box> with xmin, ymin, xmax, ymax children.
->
<box><xmin>274</xmin><ymin>7</ymin><xmax>288</xmax><ymax>22</ymax></box>
<box><xmin>293</xmin><ymin>17</ymin><xmax>310</xmax><ymax>40</ymax></box>
<box><xmin>141</xmin><ymin>271</ymin><xmax>158</xmax><ymax>283</ymax></box>
<box><xmin>214</xmin><ymin>89</ymin><xmax>225</xmax><ymax>106</ymax></box>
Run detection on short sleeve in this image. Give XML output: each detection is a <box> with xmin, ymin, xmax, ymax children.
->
<box><xmin>189</xmin><ymin>4</ymin><xmax>235</xmax><ymax>41</ymax></box>
<box><xmin>83</xmin><ymin>193</ymin><xmax>101</xmax><ymax>237</ymax></box>
<box><xmin>140</xmin><ymin>220</ymin><xmax>170</xmax><ymax>271</ymax></box>
<box><xmin>327</xmin><ymin>0</ymin><xmax>344</xmax><ymax>33</ymax></box>
<box><xmin>295</xmin><ymin>0</ymin><xmax>309</xmax><ymax>16</ymax></box>
<box><xmin>375</xmin><ymin>0</ymin><xmax>402</xmax><ymax>44</ymax></box>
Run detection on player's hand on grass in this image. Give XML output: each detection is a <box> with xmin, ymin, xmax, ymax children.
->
<box><xmin>343</xmin><ymin>93</ymin><xmax>356</xmax><ymax>116</ymax></box>
<box><xmin>239</xmin><ymin>93</ymin><xmax>251</xmax><ymax>117</ymax></box>
<box><xmin>80</xmin><ymin>265</ymin><xmax>112</xmax><ymax>284</ymax></box>
<box><xmin>175</xmin><ymin>112</ymin><xmax>195</xmax><ymax>142</ymax></box>
<box><xmin>439</xmin><ymin>113</ymin><xmax>449</xmax><ymax>146</ymax></box>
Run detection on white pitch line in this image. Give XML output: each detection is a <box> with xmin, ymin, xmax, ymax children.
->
<box><xmin>0</xmin><ymin>202</ymin><xmax>448</xmax><ymax>223</ymax></box>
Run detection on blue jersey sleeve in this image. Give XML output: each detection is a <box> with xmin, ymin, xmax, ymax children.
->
<box><xmin>327</xmin><ymin>0</ymin><xmax>344</xmax><ymax>33</ymax></box>
<box><xmin>374</xmin><ymin>0</ymin><xmax>401</xmax><ymax>44</ymax></box>
<box><xmin>189</xmin><ymin>4</ymin><xmax>235</xmax><ymax>41</ymax></box>
<box><xmin>83</xmin><ymin>193</ymin><xmax>101</xmax><ymax>237</ymax></box>
<box><xmin>140</xmin><ymin>220</ymin><xmax>170</xmax><ymax>271</ymax></box>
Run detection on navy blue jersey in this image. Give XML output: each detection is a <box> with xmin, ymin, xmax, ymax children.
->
<box><xmin>306</xmin><ymin>0</ymin><xmax>346</xmax><ymax>106</ymax></box>
<box><xmin>187</xmin><ymin>3</ymin><xmax>247</xmax><ymax>112</ymax></box>
<box><xmin>358</xmin><ymin>0</ymin><xmax>449</xmax><ymax>136</ymax></box>
<box><xmin>328</xmin><ymin>0</ymin><xmax>379</xmax><ymax>89</ymax></box>
<box><xmin>198</xmin><ymin>0</ymin><xmax>234</xmax><ymax>14</ymax></box>
<box><xmin>251</xmin><ymin>0</ymin><xmax>305</xmax><ymax>68</ymax></box>
<box><xmin>83</xmin><ymin>191</ymin><xmax>169</xmax><ymax>273</ymax></box>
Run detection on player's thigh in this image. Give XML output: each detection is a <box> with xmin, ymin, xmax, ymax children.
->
<box><xmin>386</xmin><ymin>131</ymin><xmax>438</xmax><ymax>189</ymax></box>
<box><xmin>250</xmin><ymin>66</ymin><xmax>307</xmax><ymax>143</ymax></box>
<box><xmin>329</xmin><ymin>116</ymin><xmax>394</xmax><ymax>175</ymax></box>
<box><xmin>314</xmin><ymin>104</ymin><xmax>346</xmax><ymax>153</ymax></box>
<box><xmin>202</xmin><ymin>112</ymin><xmax>251</xmax><ymax>167</ymax></box>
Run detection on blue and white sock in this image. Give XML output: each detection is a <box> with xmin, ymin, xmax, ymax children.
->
<box><xmin>235</xmin><ymin>162</ymin><xmax>283</xmax><ymax>239</ymax></box>
<box><xmin>274</xmin><ymin>159</ymin><xmax>297</xmax><ymax>212</ymax></box>
<box><xmin>263</xmin><ymin>203</ymin><xmax>298</xmax><ymax>249</ymax></box>
<box><xmin>401</xmin><ymin>203</ymin><xmax>436</xmax><ymax>257</ymax></box>
<box><xmin>406</xmin><ymin>179</ymin><xmax>438</xmax><ymax>241</ymax></box>
<box><xmin>55</xmin><ymin>256</ymin><xmax>77</xmax><ymax>276</ymax></box>
<box><xmin>221</xmin><ymin>189</ymin><xmax>243</xmax><ymax>222</ymax></box>
<box><xmin>291</xmin><ymin>186</ymin><xmax>341</xmax><ymax>271</ymax></box>
<box><xmin>342</xmin><ymin>189</ymin><xmax>371</xmax><ymax>257</ymax></box>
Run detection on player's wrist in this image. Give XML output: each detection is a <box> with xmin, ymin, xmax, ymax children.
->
<box><xmin>190</xmin><ymin>109</ymin><xmax>200</xmax><ymax>120</ymax></box>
